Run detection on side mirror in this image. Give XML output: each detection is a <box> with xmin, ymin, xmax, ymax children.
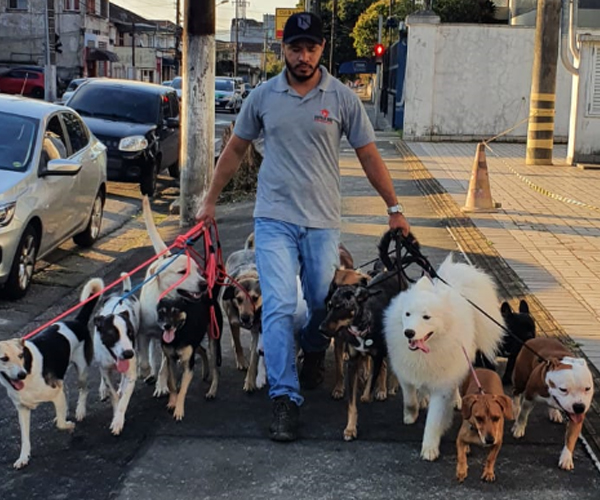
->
<box><xmin>42</xmin><ymin>158</ymin><xmax>82</xmax><ymax>176</ymax></box>
<box><xmin>166</xmin><ymin>117</ymin><xmax>180</xmax><ymax>128</ymax></box>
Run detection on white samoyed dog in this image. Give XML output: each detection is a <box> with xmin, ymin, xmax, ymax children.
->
<box><xmin>384</xmin><ymin>253</ymin><xmax>505</xmax><ymax>461</ymax></box>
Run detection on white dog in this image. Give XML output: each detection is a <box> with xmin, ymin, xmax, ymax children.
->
<box><xmin>93</xmin><ymin>273</ymin><xmax>141</xmax><ymax>435</ymax></box>
<box><xmin>139</xmin><ymin>196</ymin><xmax>220</xmax><ymax>399</ymax></box>
<box><xmin>384</xmin><ymin>254</ymin><xmax>504</xmax><ymax>461</ymax></box>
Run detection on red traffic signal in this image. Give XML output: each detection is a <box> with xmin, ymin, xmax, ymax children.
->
<box><xmin>374</xmin><ymin>43</ymin><xmax>385</xmax><ymax>57</ymax></box>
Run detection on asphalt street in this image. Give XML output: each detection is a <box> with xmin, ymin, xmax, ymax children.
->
<box><xmin>0</xmin><ymin>131</ymin><xmax>599</xmax><ymax>499</ymax></box>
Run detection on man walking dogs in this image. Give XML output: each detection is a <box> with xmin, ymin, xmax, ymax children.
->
<box><xmin>196</xmin><ymin>12</ymin><xmax>410</xmax><ymax>442</ymax></box>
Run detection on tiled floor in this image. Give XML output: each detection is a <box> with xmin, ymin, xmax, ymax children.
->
<box><xmin>410</xmin><ymin>142</ymin><xmax>600</xmax><ymax>371</ymax></box>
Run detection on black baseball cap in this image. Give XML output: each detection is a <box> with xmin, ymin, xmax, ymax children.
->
<box><xmin>283</xmin><ymin>12</ymin><xmax>324</xmax><ymax>44</ymax></box>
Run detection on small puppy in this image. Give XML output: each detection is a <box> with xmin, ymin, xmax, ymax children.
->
<box><xmin>512</xmin><ymin>337</ymin><xmax>594</xmax><ymax>470</ymax></box>
<box><xmin>0</xmin><ymin>279</ymin><xmax>102</xmax><ymax>469</ymax></box>
<box><xmin>456</xmin><ymin>368</ymin><xmax>513</xmax><ymax>483</ymax></box>
<box><xmin>156</xmin><ymin>292</ymin><xmax>221</xmax><ymax>420</ymax></box>
<box><xmin>93</xmin><ymin>273</ymin><xmax>141</xmax><ymax>435</ymax></box>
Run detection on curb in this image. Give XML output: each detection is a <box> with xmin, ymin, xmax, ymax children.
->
<box><xmin>395</xmin><ymin>139</ymin><xmax>600</xmax><ymax>459</ymax></box>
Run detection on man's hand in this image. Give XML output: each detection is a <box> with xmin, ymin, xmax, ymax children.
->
<box><xmin>389</xmin><ymin>212</ymin><xmax>410</xmax><ymax>236</ymax></box>
<box><xmin>196</xmin><ymin>201</ymin><xmax>216</xmax><ymax>227</ymax></box>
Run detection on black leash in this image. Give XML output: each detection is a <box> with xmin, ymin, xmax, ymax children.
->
<box><xmin>387</xmin><ymin>231</ymin><xmax>549</xmax><ymax>363</ymax></box>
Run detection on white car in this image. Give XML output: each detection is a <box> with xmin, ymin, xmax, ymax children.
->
<box><xmin>59</xmin><ymin>78</ymin><xmax>88</xmax><ymax>103</ymax></box>
<box><xmin>0</xmin><ymin>95</ymin><xmax>107</xmax><ymax>299</ymax></box>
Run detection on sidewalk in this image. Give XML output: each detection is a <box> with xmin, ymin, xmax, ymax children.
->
<box><xmin>398</xmin><ymin>139</ymin><xmax>600</xmax><ymax>454</ymax></box>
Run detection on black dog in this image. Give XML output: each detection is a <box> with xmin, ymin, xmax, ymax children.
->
<box><xmin>320</xmin><ymin>231</ymin><xmax>410</xmax><ymax>441</ymax></box>
<box><xmin>156</xmin><ymin>293</ymin><xmax>223</xmax><ymax>420</ymax></box>
<box><xmin>476</xmin><ymin>299</ymin><xmax>536</xmax><ymax>385</ymax></box>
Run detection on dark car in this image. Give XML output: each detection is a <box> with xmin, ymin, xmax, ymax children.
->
<box><xmin>65</xmin><ymin>79</ymin><xmax>180</xmax><ymax>195</ymax></box>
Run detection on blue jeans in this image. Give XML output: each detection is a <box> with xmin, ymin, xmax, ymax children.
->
<box><xmin>254</xmin><ymin>217</ymin><xmax>340</xmax><ymax>405</ymax></box>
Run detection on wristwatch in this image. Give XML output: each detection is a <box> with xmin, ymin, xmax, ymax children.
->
<box><xmin>387</xmin><ymin>204</ymin><xmax>404</xmax><ymax>215</ymax></box>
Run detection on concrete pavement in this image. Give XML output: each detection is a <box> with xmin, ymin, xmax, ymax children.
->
<box><xmin>1</xmin><ymin>113</ymin><xmax>600</xmax><ymax>498</ymax></box>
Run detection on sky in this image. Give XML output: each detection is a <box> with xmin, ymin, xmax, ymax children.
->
<box><xmin>112</xmin><ymin>0</ymin><xmax>300</xmax><ymax>39</ymax></box>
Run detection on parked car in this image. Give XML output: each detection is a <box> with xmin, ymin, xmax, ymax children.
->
<box><xmin>242</xmin><ymin>83</ymin><xmax>253</xmax><ymax>98</ymax></box>
<box><xmin>162</xmin><ymin>80</ymin><xmax>173</xmax><ymax>87</ymax></box>
<box><xmin>0</xmin><ymin>94</ymin><xmax>107</xmax><ymax>299</ymax></box>
<box><xmin>60</xmin><ymin>78</ymin><xmax>88</xmax><ymax>103</ymax></box>
<box><xmin>65</xmin><ymin>78</ymin><xmax>180</xmax><ymax>196</ymax></box>
<box><xmin>215</xmin><ymin>77</ymin><xmax>242</xmax><ymax>114</ymax></box>
<box><xmin>0</xmin><ymin>67</ymin><xmax>45</xmax><ymax>99</ymax></box>
<box><xmin>169</xmin><ymin>76</ymin><xmax>182</xmax><ymax>99</ymax></box>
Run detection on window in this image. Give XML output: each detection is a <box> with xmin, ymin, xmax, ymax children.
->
<box><xmin>86</xmin><ymin>0</ymin><xmax>95</xmax><ymax>14</ymax></box>
<box><xmin>41</xmin><ymin>116</ymin><xmax>68</xmax><ymax>169</ymax></box>
<box><xmin>118</xmin><ymin>32</ymin><xmax>124</xmax><ymax>46</ymax></box>
<box><xmin>100</xmin><ymin>0</ymin><xmax>108</xmax><ymax>18</ymax></box>
<box><xmin>64</xmin><ymin>0</ymin><xmax>79</xmax><ymax>11</ymax></box>
<box><xmin>8</xmin><ymin>0</ymin><xmax>28</xmax><ymax>10</ymax></box>
<box><xmin>589</xmin><ymin>46</ymin><xmax>600</xmax><ymax>116</ymax></box>
<box><xmin>62</xmin><ymin>112</ymin><xmax>89</xmax><ymax>154</ymax></box>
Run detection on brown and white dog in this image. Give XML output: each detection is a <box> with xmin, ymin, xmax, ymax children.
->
<box><xmin>512</xmin><ymin>337</ymin><xmax>594</xmax><ymax>470</ymax></box>
<box><xmin>456</xmin><ymin>368</ymin><xmax>513</xmax><ymax>483</ymax></box>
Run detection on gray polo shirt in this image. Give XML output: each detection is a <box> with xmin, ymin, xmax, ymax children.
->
<box><xmin>233</xmin><ymin>66</ymin><xmax>375</xmax><ymax>229</ymax></box>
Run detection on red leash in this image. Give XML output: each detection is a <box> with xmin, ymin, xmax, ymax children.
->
<box><xmin>21</xmin><ymin>221</ymin><xmax>207</xmax><ymax>341</ymax></box>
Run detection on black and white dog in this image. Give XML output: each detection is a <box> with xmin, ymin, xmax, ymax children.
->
<box><xmin>0</xmin><ymin>278</ymin><xmax>102</xmax><ymax>469</ymax></box>
<box><xmin>93</xmin><ymin>273</ymin><xmax>140</xmax><ymax>435</ymax></box>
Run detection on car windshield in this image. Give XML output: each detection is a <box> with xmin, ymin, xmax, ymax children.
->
<box><xmin>171</xmin><ymin>78</ymin><xmax>182</xmax><ymax>89</ymax></box>
<box><xmin>67</xmin><ymin>80</ymin><xmax>83</xmax><ymax>91</ymax></box>
<box><xmin>216</xmin><ymin>80</ymin><xmax>234</xmax><ymax>92</ymax></box>
<box><xmin>68</xmin><ymin>85</ymin><xmax>159</xmax><ymax>124</ymax></box>
<box><xmin>0</xmin><ymin>112</ymin><xmax>38</xmax><ymax>172</ymax></box>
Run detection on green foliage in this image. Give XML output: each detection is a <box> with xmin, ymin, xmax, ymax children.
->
<box><xmin>351</xmin><ymin>0</ymin><xmax>417</xmax><ymax>58</ymax></box>
<box><xmin>265</xmin><ymin>52</ymin><xmax>284</xmax><ymax>78</ymax></box>
<box><xmin>434</xmin><ymin>0</ymin><xmax>496</xmax><ymax>23</ymax></box>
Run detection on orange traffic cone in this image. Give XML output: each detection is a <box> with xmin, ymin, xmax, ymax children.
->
<box><xmin>462</xmin><ymin>142</ymin><xmax>499</xmax><ymax>213</ymax></box>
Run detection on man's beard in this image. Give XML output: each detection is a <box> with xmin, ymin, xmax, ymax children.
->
<box><xmin>285</xmin><ymin>59</ymin><xmax>318</xmax><ymax>82</ymax></box>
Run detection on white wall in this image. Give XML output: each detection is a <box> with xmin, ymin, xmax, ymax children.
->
<box><xmin>403</xmin><ymin>22</ymin><xmax>576</xmax><ymax>142</ymax></box>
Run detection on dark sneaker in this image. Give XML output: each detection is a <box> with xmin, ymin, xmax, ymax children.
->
<box><xmin>299</xmin><ymin>350</ymin><xmax>326</xmax><ymax>390</ymax></box>
<box><xmin>269</xmin><ymin>395</ymin><xmax>299</xmax><ymax>442</ymax></box>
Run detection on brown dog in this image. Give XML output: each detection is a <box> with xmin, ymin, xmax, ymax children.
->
<box><xmin>512</xmin><ymin>338</ymin><xmax>594</xmax><ymax>470</ymax></box>
<box><xmin>456</xmin><ymin>368</ymin><xmax>513</xmax><ymax>483</ymax></box>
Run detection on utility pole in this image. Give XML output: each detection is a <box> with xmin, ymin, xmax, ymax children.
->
<box><xmin>263</xmin><ymin>29</ymin><xmax>268</xmax><ymax>81</ymax></box>
<box><xmin>175</xmin><ymin>0</ymin><xmax>181</xmax><ymax>75</ymax></box>
<box><xmin>526</xmin><ymin>0</ymin><xmax>561</xmax><ymax>165</ymax></box>
<box><xmin>44</xmin><ymin>0</ymin><xmax>57</xmax><ymax>102</ymax></box>
<box><xmin>329</xmin><ymin>0</ymin><xmax>337</xmax><ymax>75</ymax></box>
<box><xmin>131</xmin><ymin>22</ymin><xmax>136</xmax><ymax>80</ymax></box>
<box><xmin>234</xmin><ymin>0</ymin><xmax>238</xmax><ymax>77</ymax></box>
<box><xmin>180</xmin><ymin>0</ymin><xmax>215</xmax><ymax>225</ymax></box>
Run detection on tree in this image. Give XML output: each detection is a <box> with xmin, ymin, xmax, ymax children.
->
<box><xmin>433</xmin><ymin>0</ymin><xmax>496</xmax><ymax>23</ymax></box>
<box><xmin>265</xmin><ymin>52</ymin><xmax>284</xmax><ymax>78</ymax></box>
<box><xmin>351</xmin><ymin>0</ymin><xmax>417</xmax><ymax>58</ymax></box>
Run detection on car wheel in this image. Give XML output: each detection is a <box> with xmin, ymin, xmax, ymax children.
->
<box><xmin>140</xmin><ymin>156</ymin><xmax>159</xmax><ymax>197</ymax></box>
<box><xmin>31</xmin><ymin>87</ymin><xmax>44</xmax><ymax>99</ymax></box>
<box><xmin>1</xmin><ymin>225</ymin><xmax>39</xmax><ymax>300</ymax></box>
<box><xmin>73</xmin><ymin>191</ymin><xmax>104</xmax><ymax>247</ymax></box>
<box><xmin>168</xmin><ymin>161</ymin><xmax>180</xmax><ymax>179</ymax></box>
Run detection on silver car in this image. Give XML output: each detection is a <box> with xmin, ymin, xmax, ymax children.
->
<box><xmin>0</xmin><ymin>95</ymin><xmax>107</xmax><ymax>299</ymax></box>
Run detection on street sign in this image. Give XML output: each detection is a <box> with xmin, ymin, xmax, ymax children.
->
<box><xmin>275</xmin><ymin>7</ymin><xmax>304</xmax><ymax>40</ymax></box>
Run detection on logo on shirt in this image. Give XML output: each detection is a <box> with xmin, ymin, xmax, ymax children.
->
<box><xmin>314</xmin><ymin>108</ymin><xmax>334</xmax><ymax>125</ymax></box>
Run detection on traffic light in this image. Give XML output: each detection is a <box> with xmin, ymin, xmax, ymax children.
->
<box><xmin>54</xmin><ymin>33</ymin><xmax>63</xmax><ymax>54</ymax></box>
<box><xmin>374</xmin><ymin>43</ymin><xmax>385</xmax><ymax>64</ymax></box>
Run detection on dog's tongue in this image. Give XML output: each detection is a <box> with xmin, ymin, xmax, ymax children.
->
<box><xmin>116</xmin><ymin>359</ymin><xmax>130</xmax><ymax>374</ymax></box>
<box><xmin>10</xmin><ymin>379</ymin><xmax>24</xmax><ymax>391</ymax></box>
<box><xmin>569</xmin><ymin>413</ymin><xmax>585</xmax><ymax>424</ymax></box>
<box><xmin>163</xmin><ymin>328</ymin><xmax>176</xmax><ymax>344</ymax></box>
<box><xmin>410</xmin><ymin>339</ymin><xmax>430</xmax><ymax>354</ymax></box>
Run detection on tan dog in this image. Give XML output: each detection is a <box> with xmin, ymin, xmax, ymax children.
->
<box><xmin>221</xmin><ymin>234</ymin><xmax>263</xmax><ymax>392</ymax></box>
<box><xmin>512</xmin><ymin>338</ymin><xmax>594</xmax><ymax>470</ymax></box>
<box><xmin>456</xmin><ymin>368</ymin><xmax>513</xmax><ymax>483</ymax></box>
